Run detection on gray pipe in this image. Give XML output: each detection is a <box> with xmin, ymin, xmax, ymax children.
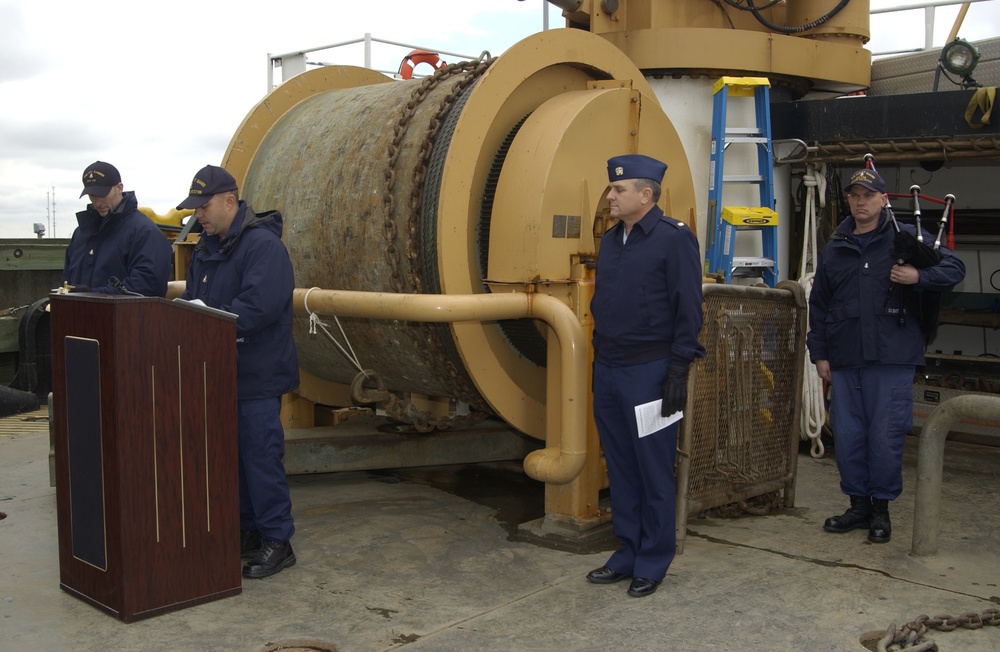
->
<box><xmin>912</xmin><ymin>393</ymin><xmax>1000</xmax><ymax>556</ymax></box>
<box><xmin>545</xmin><ymin>0</ymin><xmax>584</xmax><ymax>12</ymax></box>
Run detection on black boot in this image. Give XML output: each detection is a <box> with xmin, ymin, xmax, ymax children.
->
<box><xmin>869</xmin><ymin>498</ymin><xmax>891</xmax><ymax>543</ymax></box>
<box><xmin>823</xmin><ymin>496</ymin><xmax>872</xmax><ymax>533</ymax></box>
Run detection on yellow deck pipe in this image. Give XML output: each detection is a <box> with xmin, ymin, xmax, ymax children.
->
<box><xmin>165</xmin><ymin>281</ymin><xmax>590</xmax><ymax>484</ymax></box>
<box><xmin>289</xmin><ymin>288</ymin><xmax>589</xmax><ymax>485</ymax></box>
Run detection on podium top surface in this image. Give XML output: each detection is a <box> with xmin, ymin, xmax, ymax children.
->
<box><xmin>49</xmin><ymin>293</ymin><xmax>237</xmax><ymax>322</ymax></box>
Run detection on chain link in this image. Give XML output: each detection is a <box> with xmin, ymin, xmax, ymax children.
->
<box><xmin>876</xmin><ymin>607</ymin><xmax>1000</xmax><ymax>651</ymax></box>
<box><xmin>707</xmin><ymin>490</ymin><xmax>784</xmax><ymax>518</ymax></box>
<box><xmin>376</xmin><ymin>53</ymin><xmax>496</xmax><ymax>431</ymax></box>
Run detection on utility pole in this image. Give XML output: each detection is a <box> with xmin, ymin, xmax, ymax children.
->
<box><xmin>51</xmin><ymin>186</ymin><xmax>56</xmax><ymax>238</ymax></box>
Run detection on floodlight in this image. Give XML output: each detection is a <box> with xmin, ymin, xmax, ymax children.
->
<box><xmin>940</xmin><ymin>38</ymin><xmax>980</xmax><ymax>76</ymax></box>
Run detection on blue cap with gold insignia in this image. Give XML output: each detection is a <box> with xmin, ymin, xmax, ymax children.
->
<box><xmin>607</xmin><ymin>154</ymin><xmax>667</xmax><ymax>183</ymax></box>
<box><xmin>845</xmin><ymin>168</ymin><xmax>886</xmax><ymax>193</ymax></box>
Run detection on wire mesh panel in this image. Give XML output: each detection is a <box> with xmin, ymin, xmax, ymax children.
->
<box><xmin>676</xmin><ymin>281</ymin><xmax>807</xmax><ymax>552</ymax></box>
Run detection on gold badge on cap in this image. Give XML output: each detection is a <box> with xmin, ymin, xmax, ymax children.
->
<box><xmin>615</xmin><ymin>166</ymin><xmax>624</xmax><ymax>176</ymax></box>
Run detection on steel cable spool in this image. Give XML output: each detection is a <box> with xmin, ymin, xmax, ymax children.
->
<box><xmin>221</xmin><ymin>29</ymin><xmax>697</xmax><ymax>438</ymax></box>
<box><xmin>241</xmin><ymin>72</ymin><xmax>480</xmax><ymax>409</ymax></box>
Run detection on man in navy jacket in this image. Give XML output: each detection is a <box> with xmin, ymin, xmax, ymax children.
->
<box><xmin>808</xmin><ymin>168</ymin><xmax>965</xmax><ymax>544</ymax></box>
<box><xmin>586</xmin><ymin>154</ymin><xmax>705</xmax><ymax>598</ymax></box>
<box><xmin>178</xmin><ymin>165</ymin><xmax>299</xmax><ymax>579</ymax></box>
<box><xmin>65</xmin><ymin>161</ymin><xmax>172</xmax><ymax>296</ymax></box>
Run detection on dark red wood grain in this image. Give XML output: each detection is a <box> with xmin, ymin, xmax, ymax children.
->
<box><xmin>51</xmin><ymin>294</ymin><xmax>240</xmax><ymax>622</ymax></box>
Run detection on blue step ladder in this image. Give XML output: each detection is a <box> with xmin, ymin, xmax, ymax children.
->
<box><xmin>705</xmin><ymin>77</ymin><xmax>779</xmax><ymax>287</ymax></box>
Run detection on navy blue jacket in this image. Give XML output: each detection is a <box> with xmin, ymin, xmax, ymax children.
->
<box><xmin>807</xmin><ymin>208</ymin><xmax>965</xmax><ymax>369</ymax></box>
<box><xmin>182</xmin><ymin>202</ymin><xmax>299</xmax><ymax>400</ymax></box>
<box><xmin>63</xmin><ymin>191</ymin><xmax>172</xmax><ymax>296</ymax></box>
<box><xmin>591</xmin><ymin>205</ymin><xmax>706</xmax><ymax>366</ymax></box>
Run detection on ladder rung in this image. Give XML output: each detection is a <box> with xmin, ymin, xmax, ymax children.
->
<box><xmin>723</xmin><ymin>175</ymin><xmax>766</xmax><ymax>183</ymax></box>
<box><xmin>732</xmin><ymin>257</ymin><xmax>776</xmax><ymax>268</ymax></box>
<box><xmin>725</xmin><ymin>136</ymin><xmax>769</xmax><ymax>144</ymax></box>
<box><xmin>725</xmin><ymin>127</ymin><xmax>765</xmax><ymax>136</ymax></box>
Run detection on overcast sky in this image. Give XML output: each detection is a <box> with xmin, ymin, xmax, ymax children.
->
<box><xmin>1</xmin><ymin>0</ymin><xmax>998</xmax><ymax>240</ymax></box>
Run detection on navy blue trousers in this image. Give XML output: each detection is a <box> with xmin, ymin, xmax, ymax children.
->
<box><xmin>593</xmin><ymin>358</ymin><xmax>677</xmax><ymax>582</ymax></box>
<box><xmin>238</xmin><ymin>397</ymin><xmax>295</xmax><ymax>542</ymax></box>
<box><xmin>829</xmin><ymin>364</ymin><xmax>914</xmax><ymax>501</ymax></box>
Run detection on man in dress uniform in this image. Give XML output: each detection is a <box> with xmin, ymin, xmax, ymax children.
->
<box><xmin>585</xmin><ymin>154</ymin><xmax>705</xmax><ymax>597</ymax></box>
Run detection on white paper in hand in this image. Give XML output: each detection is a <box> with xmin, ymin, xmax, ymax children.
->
<box><xmin>634</xmin><ymin>399</ymin><xmax>682</xmax><ymax>438</ymax></box>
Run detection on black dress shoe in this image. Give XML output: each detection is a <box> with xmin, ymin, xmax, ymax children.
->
<box><xmin>586</xmin><ymin>566</ymin><xmax>629</xmax><ymax>584</ymax></box>
<box><xmin>627</xmin><ymin>577</ymin><xmax>659</xmax><ymax>597</ymax></box>
<box><xmin>240</xmin><ymin>529</ymin><xmax>262</xmax><ymax>558</ymax></box>
<box><xmin>242</xmin><ymin>539</ymin><xmax>296</xmax><ymax>579</ymax></box>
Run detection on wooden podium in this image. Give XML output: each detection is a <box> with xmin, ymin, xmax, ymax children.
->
<box><xmin>50</xmin><ymin>294</ymin><xmax>241</xmax><ymax>622</ymax></box>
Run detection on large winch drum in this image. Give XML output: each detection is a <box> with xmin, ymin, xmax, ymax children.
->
<box><xmin>221</xmin><ymin>29</ymin><xmax>696</xmax><ymax>439</ymax></box>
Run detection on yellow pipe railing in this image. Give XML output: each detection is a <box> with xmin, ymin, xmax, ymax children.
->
<box><xmin>289</xmin><ymin>288</ymin><xmax>588</xmax><ymax>485</ymax></box>
<box><xmin>167</xmin><ymin>280</ymin><xmax>590</xmax><ymax>483</ymax></box>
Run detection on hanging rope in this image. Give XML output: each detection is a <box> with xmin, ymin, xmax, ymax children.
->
<box><xmin>798</xmin><ymin>163</ymin><xmax>827</xmax><ymax>458</ymax></box>
<box><xmin>302</xmin><ymin>287</ymin><xmax>366</xmax><ymax>376</ymax></box>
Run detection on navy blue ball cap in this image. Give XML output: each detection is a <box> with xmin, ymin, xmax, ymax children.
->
<box><xmin>177</xmin><ymin>165</ymin><xmax>238</xmax><ymax>210</ymax></box>
<box><xmin>846</xmin><ymin>168</ymin><xmax>886</xmax><ymax>193</ymax></box>
<box><xmin>80</xmin><ymin>161</ymin><xmax>122</xmax><ymax>198</ymax></box>
<box><xmin>607</xmin><ymin>154</ymin><xmax>667</xmax><ymax>184</ymax></box>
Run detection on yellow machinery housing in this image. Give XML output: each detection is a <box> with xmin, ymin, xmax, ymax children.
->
<box><xmin>225</xmin><ymin>29</ymin><xmax>694</xmax><ymax>441</ymax></box>
<box><xmin>211</xmin><ymin>1</ymin><xmax>865</xmax><ymax>537</ymax></box>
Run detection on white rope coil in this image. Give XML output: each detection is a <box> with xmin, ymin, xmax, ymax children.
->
<box><xmin>798</xmin><ymin>164</ymin><xmax>827</xmax><ymax>458</ymax></box>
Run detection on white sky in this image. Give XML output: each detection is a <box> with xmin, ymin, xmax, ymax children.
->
<box><xmin>1</xmin><ymin>0</ymin><xmax>998</xmax><ymax>240</ymax></box>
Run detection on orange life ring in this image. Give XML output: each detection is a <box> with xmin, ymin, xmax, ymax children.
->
<box><xmin>398</xmin><ymin>49</ymin><xmax>446</xmax><ymax>80</ymax></box>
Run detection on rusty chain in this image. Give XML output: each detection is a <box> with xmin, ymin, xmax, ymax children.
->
<box><xmin>0</xmin><ymin>304</ymin><xmax>30</xmax><ymax>317</ymax></box>
<box><xmin>875</xmin><ymin>608</ymin><xmax>1000</xmax><ymax>651</ymax></box>
<box><xmin>373</xmin><ymin>53</ymin><xmax>496</xmax><ymax>431</ymax></box>
<box><xmin>913</xmin><ymin>370</ymin><xmax>1000</xmax><ymax>394</ymax></box>
<box><xmin>350</xmin><ymin>369</ymin><xmax>433</xmax><ymax>433</ymax></box>
<box><xmin>706</xmin><ymin>490</ymin><xmax>784</xmax><ymax>518</ymax></box>
<box><xmin>382</xmin><ymin>52</ymin><xmax>493</xmax><ymax>295</ymax></box>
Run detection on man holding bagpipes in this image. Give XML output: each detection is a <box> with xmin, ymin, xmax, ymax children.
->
<box><xmin>806</xmin><ymin>162</ymin><xmax>966</xmax><ymax>544</ymax></box>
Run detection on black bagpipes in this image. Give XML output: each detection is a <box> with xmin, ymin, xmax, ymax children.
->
<box><xmin>864</xmin><ymin>154</ymin><xmax>955</xmax><ymax>335</ymax></box>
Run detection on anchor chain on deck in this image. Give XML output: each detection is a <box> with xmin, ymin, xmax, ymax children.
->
<box><xmin>874</xmin><ymin>607</ymin><xmax>1000</xmax><ymax>651</ymax></box>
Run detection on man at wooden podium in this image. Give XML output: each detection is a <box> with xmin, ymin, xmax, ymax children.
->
<box><xmin>177</xmin><ymin>165</ymin><xmax>299</xmax><ymax>579</ymax></box>
<box><xmin>67</xmin><ymin>161</ymin><xmax>173</xmax><ymax>295</ymax></box>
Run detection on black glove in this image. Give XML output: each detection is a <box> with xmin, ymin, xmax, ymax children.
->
<box><xmin>661</xmin><ymin>361</ymin><xmax>690</xmax><ymax>417</ymax></box>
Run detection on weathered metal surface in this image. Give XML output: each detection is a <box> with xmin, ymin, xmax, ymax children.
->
<box><xmin>771</xmin><ymin>89</ymin><xmax>1000</xmax><ymax>163</ymax></box>
<box><xmin>0</xmin><ymin>239</ymin><xmax>67</xmax><ymax>313</ymax></box>
<box><xmin>0</xmin><ymin>239</ymin><xmax>68</xmax><ymax>271</ymax></box>
<box><xmin>282</xmin><ymin>417</ymin><xmax>539</xmax><ymax>475</ymax></box>
<box><xmin>244</xmin><ymin>75</ymin><xmax>473</xmax><ymax>400</ymax></box>
<box><xmin>869</xmin><ymin>37</ymin><xmax>1000</xmax><ymax>97</ymax></box>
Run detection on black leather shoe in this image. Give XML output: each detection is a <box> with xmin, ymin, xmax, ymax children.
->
<box><xmin>627</xmin><ymin>577</ymin><xmax>659</xmax><ymax>597</ymax></box>
<box><xmin>242</xmin><ymin>539</ymin><xmax>296</xmax><ymax>579</ymax></box>
<box><xmin>240</xmin><ymin>529</ymin><xmax>262</xmax><ymax>559</ymax></box>
<box><xmin>586</xmin><ymin>566</ymin><xmax>628</xmax><ymax>584</ymax></box>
